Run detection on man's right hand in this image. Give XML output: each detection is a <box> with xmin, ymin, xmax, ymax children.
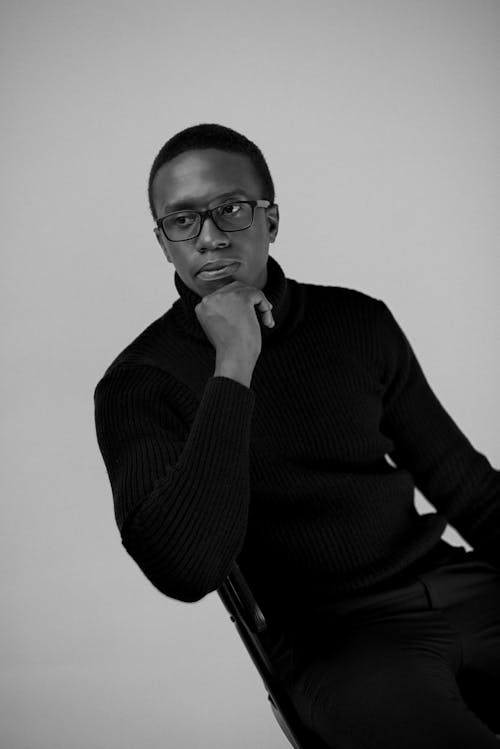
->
<box><xmin>195</xmin><ymin>280</ymin><xmax>275</xmax><ymax>378</ymax></box>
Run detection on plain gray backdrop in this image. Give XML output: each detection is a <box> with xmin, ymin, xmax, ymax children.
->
<box><xmin>2</xmin><ymin>1</ymin><xmax>499</xmax><ymax>747</ymax></box>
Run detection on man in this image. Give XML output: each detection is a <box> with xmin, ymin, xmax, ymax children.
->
<box><xmin>94</xmin><ymin>123</ymin><xmax>500</xmax><ymax>747</ymax></box>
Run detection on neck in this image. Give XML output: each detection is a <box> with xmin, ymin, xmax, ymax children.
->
<box><xmin>169</xmin><ymin>254</ymin><xmax>305</xmax><ymax>344</ymax></box>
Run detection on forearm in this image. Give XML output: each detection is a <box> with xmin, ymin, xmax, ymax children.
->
<box><xmin>95</xmin><ymin>368</ymin><xmax>256</xmax><ymax>600</ymax></box>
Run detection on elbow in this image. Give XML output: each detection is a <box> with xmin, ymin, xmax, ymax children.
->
<box><xmin>151</xmin><ymin>574</ymin><xmax>211</xmax><ymax>603</ymax></box>
<box><xmin>119</xmin><ymin>500</ymin><xmax>243</xmax><ymax>602</ymax></box>
<box><xmin>120</xmin><ymin>534</ymin><xmax>234</xmax><ymax>603</ymax></box>
<box><xmin>123</xmin><ymin>548</ymin><xmax>216</xmax><ymax>602</ymax></box>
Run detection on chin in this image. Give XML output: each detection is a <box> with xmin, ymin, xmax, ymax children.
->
<box><xmin>196</xmin><ymin>274</ymin><xmax>238</xmax><ymax>288</ymax></box>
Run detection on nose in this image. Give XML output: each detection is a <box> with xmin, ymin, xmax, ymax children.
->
<box><xmin>194</xmin><ymin>213</ymin><xmax>230</xmax><ymax>250</ymax></box>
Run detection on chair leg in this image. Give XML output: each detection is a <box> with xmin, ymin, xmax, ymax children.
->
<box><xmin>268</xmin><ymin>695</ymin><xmax>302</xmax><ymax>749</ymax></box>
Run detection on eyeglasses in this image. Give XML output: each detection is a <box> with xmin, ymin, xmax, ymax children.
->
<box><xmin>156</xmin><ymin>199</ymin><xmax>273</xmax><ymax>242</ymax></box>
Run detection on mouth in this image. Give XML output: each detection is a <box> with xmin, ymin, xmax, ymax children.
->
<box><xmin>196</xmin><ymin>262</ymin><xmax>240</xmax><ymax>281</ymax></box>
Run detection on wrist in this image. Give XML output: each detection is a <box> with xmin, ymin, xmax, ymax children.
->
<box><xmin>214</xmin><ymin>357</ymin><xmax>254</xmax><ymax>388</ymax></box>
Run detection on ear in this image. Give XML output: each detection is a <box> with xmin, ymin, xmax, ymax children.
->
<box><xmin>154</xmin><ymin>226</ymin><xmax>166</xmax><ymax>251</ymax></box>
<box><xmin>267</xmin><ymin>203</ymin><xmax>279</xmax><ymax>243</ymax></box>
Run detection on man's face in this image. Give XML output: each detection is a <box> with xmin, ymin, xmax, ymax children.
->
<box><xmin>151</xmin><ymin>148</ymin><xmax>279</xmax><ymax>295</ymax></box>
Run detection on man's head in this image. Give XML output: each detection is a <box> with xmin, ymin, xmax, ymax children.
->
<box><xmin>148</xmin><ymin>123</ymin><xmax>279</xmax><ymax>295</ymax></box>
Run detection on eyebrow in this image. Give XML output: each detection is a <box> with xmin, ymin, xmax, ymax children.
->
<box><xmin>162</xmin><ymin>190</ymin><xmax>249</xmax><ymax>214</ymax></box>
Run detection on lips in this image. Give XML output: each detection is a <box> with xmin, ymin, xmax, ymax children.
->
<box><xmin>196</xmin><ymin>263</ymin><xmax>240</xmax><ymax>281</ymax></box>
<box><xmin>197</xmin><ymin>259</ymin><xmax>240</xmax><ymax>274</ymax></box>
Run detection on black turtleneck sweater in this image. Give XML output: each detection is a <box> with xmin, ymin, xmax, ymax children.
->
<box><xmin>93</xmin><ymin>254</ymin><xmax>500</xmax><ymax>628</ymax></box>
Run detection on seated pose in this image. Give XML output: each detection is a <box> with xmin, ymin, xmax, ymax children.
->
<box><xmin>94</xmin><ymin>123</ymin><xmax>500</xmax><ymax>748</ymax></box>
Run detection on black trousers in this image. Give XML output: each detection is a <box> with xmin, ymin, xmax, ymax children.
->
<box><xmin>268</xmin><ymin>544</ymin><xmax>500</xmax><ymax>748</ymax></box>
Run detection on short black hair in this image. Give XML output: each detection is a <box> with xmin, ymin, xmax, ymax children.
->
<box><xmin>147</xmin><ymin>123</ymin><xmax>275</xmax><ymax>220</ymax></box>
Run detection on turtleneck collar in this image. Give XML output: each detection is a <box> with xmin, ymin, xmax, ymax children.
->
<box><xmin>169</xmin><ymin>254</ymin><xmax>304</xmax><ymax>345</ymax></box>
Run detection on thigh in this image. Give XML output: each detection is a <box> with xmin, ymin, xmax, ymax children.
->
<box><xmin>421</xmin><ymin>554</ymin><xmax>500</xmax><ymax>734</ymax></box>
<box><xmin>285</xmin><ymin>609</ymin><xmax>500</xmax><ymax>749</ymax></box>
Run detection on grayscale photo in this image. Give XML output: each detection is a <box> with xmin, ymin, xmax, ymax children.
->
<box><xmin>2</xmin><ymin>1</ymin><xmax>500</xmax><ymax>747</ymax></box>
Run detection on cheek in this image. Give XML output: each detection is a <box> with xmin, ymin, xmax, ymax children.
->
<box><xmin>170</xmin><ymin>248</ymin><xmax>187</xmax><ymax>266</ymax></box>
<box><xmin>247</xmin><ymin>224</ymin><xmax>268</xmax><ymax>250</ymax></box>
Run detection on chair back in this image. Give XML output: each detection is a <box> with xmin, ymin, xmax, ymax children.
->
<box><xmin>218</xmin><ymin>561</ymin><xmax>329</xmax><ymax>749</ymax></box>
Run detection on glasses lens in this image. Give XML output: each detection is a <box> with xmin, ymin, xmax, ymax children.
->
<box><xmin>163</xmin><ymin>211</ymin><xmax>201</xmax><ymax>241</ymax></box>
<box><xmin>163</xmin><ymin>202</ymin><xmax>253</xmax><ymax>241</ymax></box>
<box><xmin>213</xmin><ymin>202</ymin><xmax>253</xmax><ymax>232</ymax></box>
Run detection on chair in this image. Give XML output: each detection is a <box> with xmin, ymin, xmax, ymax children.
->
<box><xmin>219</xmin><ymin>564</ymin><xmax>500</xmax><ymax>748</ymax></box>
<box><xmin>218</xmin><ymin>561</ymin><xmax>330</xmax><ymax>748</ymax></box>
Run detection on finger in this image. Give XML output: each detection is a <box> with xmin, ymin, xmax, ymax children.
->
<box><xmin>260</xmin><ymin>308</ymin><xmax>275</xmax><ymax>327</ymax></box>
<box><xmin>255</xmin><ymin>297</ymin><xmax>273</xmax><ymax>313</ymax></box>
<box><xmin>255</xmin><ymin>299</ymin><xmax>274</xmax><ymax>326</ymax></box>
<box><xmin>265</xmin><ymin>301</ymin><xmax>274</xmax><ymax>327</ymax></box>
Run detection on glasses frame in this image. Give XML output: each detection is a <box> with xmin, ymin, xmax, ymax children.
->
<box><xmin>155</xmin><ymin>199</ymin><xmax>273</xmax><ymax>242</ymax></box>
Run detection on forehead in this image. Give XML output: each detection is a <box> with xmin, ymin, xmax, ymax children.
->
<box><xmin>152</xmin><ymin>148</ymin><xmax>261</xmax><ymax>214</ymax></box>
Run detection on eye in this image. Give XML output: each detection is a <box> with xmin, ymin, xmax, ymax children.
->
<box><xmin>173</xmin><ymin>213</ymin><xmax>196</xmax><ymax>226</ymax></box>
<box><xmin>218</xmin><ymin>202</ymin><xmax>241</xmax><ymax>215</ymax></box>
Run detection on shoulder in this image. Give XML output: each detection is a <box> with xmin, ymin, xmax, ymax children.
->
<box><xmin>283</xmin><ymin>278</ymin><xmax>387</xmax><ymax>368</ymax></box>
<box><xmin>94</xmin><ymin>311</ymin><xmax>175</xmax><ymax>391</ymax></box>
<box><xmin>296</xmin><ymin>278</ymin><xmax>384</xmax><ymax>318</ymax></box>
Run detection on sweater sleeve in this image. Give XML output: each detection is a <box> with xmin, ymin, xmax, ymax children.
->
<box><xmin>93</xmin><ymin>365</ymin><xmax>256</xmax><ymax>601</ymax></box>
<box><xmin>376</xmin><ymin>300</ymin><xmax>500</xmax><ymax>567</ymax></box>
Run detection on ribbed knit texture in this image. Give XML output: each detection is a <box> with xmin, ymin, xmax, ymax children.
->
<box><xmin>94</xmin><ymin>254</ymin><xmax>500</xmax><ymax>627</ymax></box>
